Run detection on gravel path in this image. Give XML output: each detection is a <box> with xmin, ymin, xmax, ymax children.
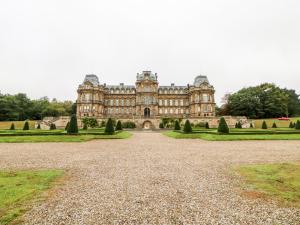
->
<box><xmin>0</xmin><ymin>132</ymin><xmax>300</xmax><ymax>225</ymax></box>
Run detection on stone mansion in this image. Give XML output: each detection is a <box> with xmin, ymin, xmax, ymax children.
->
<box><xmin>76</xmin><ymin>71</ymin><xmax>216</xmax><ymax>129</ymax></box>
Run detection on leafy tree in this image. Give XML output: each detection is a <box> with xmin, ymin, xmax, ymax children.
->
<box><xmin>205</xmin><ymin>122</ymin><xmax>210</xmax><ymax>129</ymax></box>
<box><xmin>90</xmin><ymin>118</ymin><xmax>98</xmax><ymax>128</ymax></box>
<box><xmin>116</xmin><ymin>120</ymin><xmax>123</xmax><ymax>131</ymax></box>
<box><xmin>0</xmin><ymin>93</ymin><xmax>75</xmax><ymax>121</ymax></box>
<box><xmin>82</xmin><ymin>117</ymin><xmax>98</xmax><ymax>128</ymax></box>
<box><xmin>218</xmin><ymin>117</ymin><xmax>229</xmax><ymax>134</ymax></box>
<box><xmin>23</xmin><ymin>121</ymin><xmax>29</xmax><ymax>130</ymax></box>
<box><xmin>282</xmin><ymin>89</ymin><xmax>300</xmax><ymax>117</ymax></box>
<box><xmin>10</xmin><ymin>123</ymin><xmax>15</xmax><ymax>130</ymax></box>
<box><xmin>295</xmin><ymin>120</ymin><xmax>300</xmax><ymax>130</ymax></box>
<box><xmin>105</xmin><ymin>118</ymin><xmax>115</xmax><ymax>134</ymax></box>
<box><xmin>122</xmin><ymin>121</ymin><xmax>136</xmax><ymax>129</ymax></box>
<box><xmin>50</xmin><ymin>123</ymin><xmax>56</xmax><ymax>130</ymax></box>
<box><xmin>174</xmin><ymin>120</ymin><xmax>181</xmax><ymax>130</ymax></box>
<box><xmin>226</xmin><ymin>83</ymin><xmax>289</xmax><ymax>118</ymax></box>
<box><xmin>272</xmin><ymin>122</ymin><xmax>277</xmax><ymax>128</ymax></box>
<box><xmin>83</xmin><ymin>123</ymin><xmax>88</xmax><ymax>130</ymax></box>
<box><xmin>100</xmin><ymin>120</ymin><xmax>106</xmax><ymax>128</ymax></box>
<box><xmin>67</xmin><ymin>115</ymin><xmax>79</xmax><ymax>134</ymax></box>
<box><xmin>183</xmin><ymin>120</ymin><xmax>192</xmax><ymax>133</ymax></box>
<box><xmin>159</xmin><ymin>122</ymin><xmax>164</xmax><ymax>129</ymax></box>
<box><xmin>262</xmin><ymin>121</ymin><xmax>268</xmax><ymax>129</ymax></box>
<box><xmin>81</xmin><ymin>117</ymin><xmax>89</xmax><ymax>128</ymax></box>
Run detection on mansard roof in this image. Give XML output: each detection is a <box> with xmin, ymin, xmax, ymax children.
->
<box><xmin>136</xmin><ymin>71</ymin><xmax>157</xmax><ymax>81</ymax></box>
<box><xmin>194</xmin><ymin>75</ymin><xmax>209</xmax><ymax>87</ymax></box>
<box><xmin>159</xmin><ymin>85</ymin><xmax>187</xmax><ymax>90</ymax></box>
<box><xmin>83</xmin><ymin>74</ymin><xmax>99</xmax><ymax>86</ymax></box>
<box><xmin>106</xmin><ymin>84</ymin><xmax>135</xmax><ymax>90</ymax></box>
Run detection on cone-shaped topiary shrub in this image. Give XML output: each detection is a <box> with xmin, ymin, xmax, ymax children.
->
<box><xmin>65</xmin><ymin>122</ymin><xmax>70</xmax><ymax>131</ymax></box>
<box><xmin>159</xmin><ymin>122</ymin><xmax>164</xmax><ymax>129</ymax></box>
<box><xmin>183</xmin><ymin>120</ymin><xmax>192</xmax><ymax>133</ymax></box>
<box><xmin>205</xmin><ymin>122</ymin><xmax>210</xmax><ymax>129</ymax></box>
<box><xmin>272</xmin><ymin>122</ymin><xmax>277</xmax><ymax>128</ymax></box>
<box><xmin>116</xmin><ymin>120</ymin><xmax>123</xmax><ymax>131</ymax></box>
<box><xmin>295</xmin><ymin>120</ymin><xmax>300</xmax><ymax>130</ymax></box>
<box><xmin>23</xmin><ymin>121</ymin><xmax>29</xmax><ymax>130</ymax></box>
<box><xmin>37</xmin><ymin>123</ymin><xmax>41</xmax><ymax>129</ymax></box>
<box><xmin>218</xmin><ymin>117</ymin><xmax>229</xmax><ymax>134</ymax></box>
<box><xmin>105</xmin><ymin>118</ymin><xmax>115</xmax><ymax>134</ymax></box>
<box><xmin>10</xmin><ymin>123</ymin><xmax>15</xmax><ymax>130</ymax></box>
<box><xmin>67</xmin><ymin>115</ymin><xmax>79</xmax><ymax>134</ymax></box>
<box><xmin>235</xmin><ymin>123</ymin><xmax>238</xmax><ymax>128</ymax></box>
<box><xmin>250</xmin><ymin>123</ymin><xmax>253</xmax><ymax>128</ymax></box>
<box><xmin>262</xmin><ymin>121</ymin><xmax>268</xmax><ymax>129</ymax></box>
<box><xmin>50</xmin><ymin>123</ymin><xmax>56</xmax><ymax>130</ymax></box>
<box><xmin>174</xmin><ymin>120</ymin><xmax>181</xmax><ymax>130</ymax></box>
<box><xmin>237</xmin><ymin>121</ymin><xmax>242</xmax><ymax>129</ymax></box>
<box><xmin>83</xmin><ymin>123</ymin><xmax>88</xmax><ymax>130</ymax></box>
<box><xmin>289</xmin><ymin>121</ymin><xmax>294</xmax><ymax>128</ymax></box>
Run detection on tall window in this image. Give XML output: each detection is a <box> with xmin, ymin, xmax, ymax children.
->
<box><xmin>203</xmin><ymin>94</ymin><xmax>209</xmax><ymax>102</ymax></box>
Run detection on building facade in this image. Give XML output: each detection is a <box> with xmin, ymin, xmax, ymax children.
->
<box><xmin>76</xmin><ymin>71</ymin><xmax>216</xmax><ymax>128</ymax></box>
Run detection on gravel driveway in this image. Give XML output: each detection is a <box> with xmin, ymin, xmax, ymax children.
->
<box><xmin>0</xmin><ymin>132</ymin><xmax>300</xmax><ymax>225</ymax></box>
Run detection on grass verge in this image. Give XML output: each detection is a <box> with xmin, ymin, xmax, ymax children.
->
<box><xmin>235</xmin><ymin>163</ymin><xmax>300</xmax><ymax>208</ymax></box>
<box><xmin>0</xmin><ymin>170</ymin><xmax>64</xmax><ymax>225</ymax></box>
<box><xmin>0</xmin><ymin>121</ymin><xmax>36</xmax><ymax>130</ymax></box>
<box><xmin>253</xmin><ymin>117</ymin><xmax>300</xmax><ymax>128</ymax></box>
<box><xmin>0</xmin><ymin>131</ymin><xmax>132</xmax><ymax>143</ymax></box>
<box><xmin>164</xmin><ymin>131</ymin><xmax>300</xmax><ymax>141</ymax></box>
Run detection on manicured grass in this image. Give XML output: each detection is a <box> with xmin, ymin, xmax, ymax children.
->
<box><xmin>253</xmin><ymin>117</ymin><xmax>300</xmax><ymax>128</ymax></box>
<box><xmin>0</xmin><ymin>129</ymin><xmax>64</xmax><ymax>135</ymax></box>
<box><xmin>0</xmin><ymin>131</ymin><xmax>132</xmax><ymax>143</ymax></box>
<box><xmin>164</xmin><ymin>131</ymin><xmax>300</xmax><ymax>141</ymax></box>
<box><xmin>235</xmin><ymin>163</ymin><xmax>300</xmax><ymax>208</ymax></box>
<box><xmin>0</xmin><ymin>121</ymin><xmax>36</xmax><ymax>130</ymax></box>
<box><xmin>0</xmin><ymin>170</ymin><xmax>63</xmax><ymax>225</ymax></box>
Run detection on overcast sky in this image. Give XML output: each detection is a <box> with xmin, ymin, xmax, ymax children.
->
<box><xmin>0</xmin><ymin>0</ymin><xmax>299</xmax><ymax>105</ymax></box>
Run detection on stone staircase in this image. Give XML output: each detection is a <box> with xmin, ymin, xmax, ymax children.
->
<box><xmin>36</xmin><ymin>116</ymin><xmax>70</xmax><ymax>130</ymax></box>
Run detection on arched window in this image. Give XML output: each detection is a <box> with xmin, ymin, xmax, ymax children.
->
<box><xmin>144</xmin><ymin>108</ymin><xmax>150</xmax><ymax>118</ymax></box>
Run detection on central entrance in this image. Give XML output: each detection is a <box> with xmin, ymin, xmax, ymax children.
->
<box><xmin>143</xmin><ymin>120</ymin><xmax>152</xmax><ymax>130</ymax></box>
<box><xmin>144</xmin><ymin>108</ymin><xmax>150</xmax><ymax>118</ymax></box>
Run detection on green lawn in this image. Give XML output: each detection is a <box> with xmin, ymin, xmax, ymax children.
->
<box><xmin>0</xmin><ymin>121</ymin><xmax>36</xmax><ymax>130</ymax></box>
<box><xmin>235</xmin><ymin>163</ymin><xmax>300</xmax><ymax>208</ymax></box>
<box><xmin>253</xmin><ymin>117</ymin><xmax>300</xmax><ymax>128</ymax></box>
<box><xmin>164</xmin><ymin>131</ymin><xmax>300</xmax><ymax>141</ymax></box>
<box><xmin>0</xmin><ymin>170</ymin><xmax>63</xmax><ymax>225</ymax></box>
<box><xmin>0</xmin><ymin>131</ymin><xmax>132</xmax><ymax>143</ymax></box>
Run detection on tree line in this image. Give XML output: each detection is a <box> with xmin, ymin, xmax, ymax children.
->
<box><xmin>0</xmin><ymin>93</ymin><xmax>76</xmax><ymax>121</ymax></box>
<box><xmin>217</xmin><ymin>83</ymin><xmax>300</xmax><ymax>118</ymax></box>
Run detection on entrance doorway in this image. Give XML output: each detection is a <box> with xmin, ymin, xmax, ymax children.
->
<box><xmin>143</xmin><ymin>121</ymin><xmax>152</xmax><ymax>130</ymax></box>
<box><xmin>144</xmin><ymin>108</ymin><xmax>150</xmax><ymax>118</ymax></box>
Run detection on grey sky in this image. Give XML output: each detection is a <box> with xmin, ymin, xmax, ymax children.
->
<box><xmin>0</xmin><ymin>0</ymin><xmax>299</xmax><ymax>105</ymax></box>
